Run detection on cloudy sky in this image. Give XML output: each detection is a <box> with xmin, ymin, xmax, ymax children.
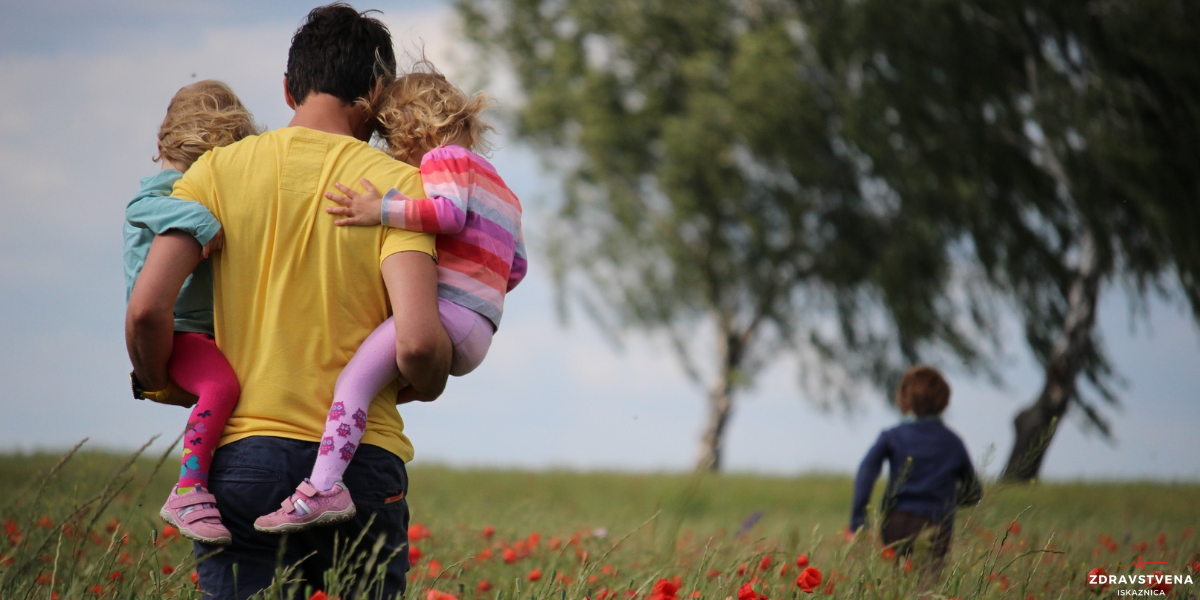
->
<box><xmin>1</xmin><ymin>0</ymin><xmax>1198</xmax><ymax>481</ymax></box>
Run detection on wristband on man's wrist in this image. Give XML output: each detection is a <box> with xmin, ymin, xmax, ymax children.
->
<box><xmin>130</xmin><ymin>371</ymin><xmax>174</xmax><ymax>402</ymax></box>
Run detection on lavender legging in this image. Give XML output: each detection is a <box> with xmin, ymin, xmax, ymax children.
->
<box><xmin>310</xmin><ymin>298</ymin><xmax>493</xmax><ymax>491</ymax></box>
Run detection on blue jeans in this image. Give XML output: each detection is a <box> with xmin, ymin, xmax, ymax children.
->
<box><xmin>195</xmin><ymin>437</ymin><xmax>410</xmax><ymax>599</ymax></box>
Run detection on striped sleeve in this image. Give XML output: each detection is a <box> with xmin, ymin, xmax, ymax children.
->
<box><xmin>379</xmin><ymin>147</ymin><xmax>472</xmax><ymax>234</ymax></box>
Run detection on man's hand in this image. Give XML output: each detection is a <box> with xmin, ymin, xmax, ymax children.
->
<box><xmin>127</xmin><ymin>231</ymin><xmax>202</xmax><ymax>392</ymax></box>
<box><xmin>395</xmin><ymin>385</ymin><xmax>439</xmax><ymax>405</ymax></box>
<box><xmin>325</xmin><ymin>178</ymin><xmax>384</xmax><ymax>227</ymax></box>
<box><xmin>201</xmin><ymin>228</ymin><xmax>225</xmax><ymax>259</ymax></box>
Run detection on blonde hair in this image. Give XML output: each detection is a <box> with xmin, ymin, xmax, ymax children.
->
<box><xmin>370</xmin><ymin>62</ymin><xmax>494</xmax><ymax>164</ymax></box>
<box><xmin>156</xmin><ymin>80</ymin><xmax>261</xmax><ymax>170</ymax></box>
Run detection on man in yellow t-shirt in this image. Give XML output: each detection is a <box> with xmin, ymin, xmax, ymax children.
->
<box><xmin>125</xmin><ymin>5</ymin><xmax>450</xmax><ymax>598</ymax></box>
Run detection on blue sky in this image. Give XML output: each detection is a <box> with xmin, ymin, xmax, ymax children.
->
<box><xmin>1</xmin><ymin>0</ymin><xmax>1198</xmax><ymax>481</ymax></box>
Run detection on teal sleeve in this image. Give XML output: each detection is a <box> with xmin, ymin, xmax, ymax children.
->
<box><xmin>125</xmin><ymin>174</ymin><xmax>221</xmax><ymax>245</ymax></box>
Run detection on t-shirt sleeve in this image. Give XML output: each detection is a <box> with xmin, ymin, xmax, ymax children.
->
<box><xmin>170</xmin><ymin>153</ymin><xmax>219</xmax><ymax>219</ymax></box>
<box><xmin>379</xmin><ymin>164</ymin><xmax>437</xmax><ymax>264</ymax></box>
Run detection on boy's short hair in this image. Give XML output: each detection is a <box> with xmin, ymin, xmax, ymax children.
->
<box><xmin>286</xmin><ymin>3</ymin><xmax>396</xmax><ymax>106</ymax></box>
<box><xmin>156</xmin><ymin>80</ymin><xmax>260</xmax><ymax>170</ymax></box>
<box><xmin>372</xmin><ymin>61</ymin><xmax>494</xmax><ymax>165</ymax></box>
<box><xmin>895</xmin><ymin>365</ymin><xmax>951</xmax><ymax>416</ymax></box>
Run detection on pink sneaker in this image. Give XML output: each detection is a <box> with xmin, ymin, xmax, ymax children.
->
<box><xmin>159</xmin><ymin>485</ymin><xmax>232</xmax><ymax>546</ymax></box>
<box><xmin>253</xmin><ymin>480</ymin><xmax>356</xmax><ymax>533</ymax></box>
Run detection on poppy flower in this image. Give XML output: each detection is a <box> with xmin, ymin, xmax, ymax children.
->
<box><xmin>476</xmin><ymin>548</ymin><xmax>493</xmax><ymax>562</ymax></box>
<box><xmin>528</xmin><ymin>568</ymin><xmax>542</xmax><ymax>582</ymax></box>
<box><xmin>903</xmin><ymin>560</ymin><xmax>913</xmax><ymax>574</ymax></box>
<box><xmin>162</xmin><ymin>565</ymin><xmax>175</xmax><ymax>575</ymax></box>
<box><xmin>601</xmin><ymin>565</ymin><xmax>617</xmax><ymax>576</ymax></box>
<box><xmin>795</xmin><ymin>567</ymin><xmax>822</xmax><ymax>594</ymax></box>
<box><xmin>162</xmin><ymin>525</ymin><xmax>180</xmax><ymax>541</ymax></box>
<box><xmin>736</xmin><ymin>562</ymin><xmax>748</xmax><ymax>576</ymax></box>
<box><xmin>427</xmin><ymin>560</ymin><xmax>442</xmax><ymax>578</ymax></box>
<box><xmin>410</xmin><ymin>523</ymin><xmax>431</xmax><ymax>541</ymax></box>
<box><xmin>109</xmin><ymin>571</ymin><xmax>123</xmax><ymax>582</ymax></box>
<box><xmin>426</xmin><ymin>590</ymin><xmax>458</xmax><ymax>600</ymax></box>
<box><xmin>758</xmin><ymin>556</ymin><xmax>772</xmax><ymax>571</ymax></box>
<box><xmin>37</xmin><ymin>573</ymin><xmax>52</xmax><ymax>585</ymax></box>
<box><xmin>1009</xmin><ymin>521</ymin><xmax>1021</xmax><ymax>535</ymax></box>
<box><xmin>36</xmin><ymin>516</ymin><xmax>53</xmax><ymax>530</ymax></box>
<box><xmin>823</xmin><ymin>583</ymin><xmax>834</xmax><ymax>595</ymax></box>
<box><xmin>795</xmin><ymin>554</ymin><xmax>809</xmax><ymax>569</ymax></box>
<box><xmin>503</xmin><ymin>548</ymin><xmax>518</xmax><ymax>564</ymax></box>
<box><xmin>528</xmin><ymin>533</ymin><xmax>541</xmax><ymax>548</ymax></box>
<box><xmin>90</xmin><ymin>584</ymin><xmax>104</xmax><ymax>596</ymax></box>
<box><xmin>649</xmin><ymin>579</ymin><xmax>680</xmax><ymax>600</ymax></box>
<box><xmin>104</xmin><ymin>518</ymin><xmax>119</xmax><ymax>533</ymax></box>
<box><xmin>1087</xmin><ymin>567</ymin><xmax>1108</xmax><ymax>592</ymax></box>
<box><xmin>778</xmin><ymin>564</ymin><xmax>790</xmax><ymax>577</ymax></box>
<box><xmin>483</xmin><ymin>526</ymin><xmax>495</xmax><ymax>539</ymax></box>
<box><xmin>309</xmin><ymin>592</ymin><xmax>328</xmax><ymax>600</ymax></box>
<box><xmin>737</xmin><ymin>581</ymin><xmax>767</xmax><ymax>600</ymax></box>
<box><xmin>409</xmin><ymin>546</ymin><xmax>423</xmax><ymax>563</ymax></box>
<box><xmin>191</xmin><ymin>571</ymin><xmax>199</xmax><ymax>585</ymax></box>
<box><xmin>550</xmin><ymin>536</ymin><xmax>562</xmax><ymax>550</ymax></box>
<box><xmin>881</xmin><ymin>547</ymin><xmax>896</xmax><ymax>561</ymax></box>
<box><xmin>1147</xmin><ymin>571</ymin><xmax>1172</xmax><ymax>595</ymax></box>
<box><xmin>477</xmin><ymin>580</ymin><xmax>493</xmax><ymax>592</ymax></box>
<box><xmin>688</xmin><ymin>592</ymin><xmax>701</xmax><ymax>599</ymax></box>
<box><xmin>706</xmin><ymin>569</ymin><xmax>722</xmax><ymax>580</ymax></box>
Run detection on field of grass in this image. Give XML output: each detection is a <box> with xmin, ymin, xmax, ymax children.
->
<box><xmin>0</xmin><ymin>444</ymin><xmax>1197</xmax><ymax>599</ymax></box>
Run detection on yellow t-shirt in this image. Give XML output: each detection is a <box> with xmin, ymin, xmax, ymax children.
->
<box><xmin>171</xmin><ymin>126</ymin><xmax>434</xmax><ymax>462</ymax></box>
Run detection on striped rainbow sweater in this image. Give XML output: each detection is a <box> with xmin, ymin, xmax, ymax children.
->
<box><xmin>380</xmin><ymin>145</ymin><xmax>526</xmax><ymax>328</ymax></box>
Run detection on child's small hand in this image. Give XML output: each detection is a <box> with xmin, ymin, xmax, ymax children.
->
<box><xmin>201</xmin><ymin>228</ymin><xmax>224</xmax><ymax>259</ymax></box>
<box><xmin>325</xmin><ymin>178</ymin><xmax>384</xmax><ymax>227</ymax></box>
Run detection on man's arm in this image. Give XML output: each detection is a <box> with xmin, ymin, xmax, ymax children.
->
<box><xmin>381</xmin><ymin>251</ymin><xmax>452</xmax><ymax>399</ymax></box>
<box><xmin>126</xmin><ymin>231</ymin><xmax>202</xmax><ymax>393</ymax></box>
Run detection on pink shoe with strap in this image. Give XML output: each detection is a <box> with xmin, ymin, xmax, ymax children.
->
<box><xmin>159</xmin><ymin>485</ymin><xmax>232</xmax><ymax>546</ymax></box>
<box><xmin>253</xmin><ymin>479</ymin><xmax>356</xmax><ymax>534</ymax></box>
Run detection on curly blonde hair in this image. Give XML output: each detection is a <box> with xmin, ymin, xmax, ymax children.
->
<box><xmin>370</xmin><ymin>63</ymin><xmax>494</xmax><ymax>165</ymax></box>
<box><xmin>156</xmin><ymin>80</ymin><xmax>261</xmax><ymax>170</ymax></box>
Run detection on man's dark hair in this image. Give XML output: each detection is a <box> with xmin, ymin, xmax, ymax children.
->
<box><xmin>286</xmin><ymin>3</ymin><xmax>396</xmax><ymax>106</ymax></box>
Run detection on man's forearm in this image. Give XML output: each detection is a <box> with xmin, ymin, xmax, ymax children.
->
<box><xmin>381</xmin><ymin>251</ymin><xmax>452</xmax><ymax>399</ymax></box>
<box><xmin>126</xmin><ymin>307</ymin><xmax>175</xmax><ymax>391</ymax></box>
<box><xmin>396</xmin><ymin>334</ymin><xmax>452</xmax><ymax>397</ymax></box>
<box><xmin>126</xmin><ymin>231</ymin><xmax>203</xmax><ymax>391</ymax></box>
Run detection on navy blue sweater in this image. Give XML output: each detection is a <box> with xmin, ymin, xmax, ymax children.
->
<box><xmin>850</xmin><ymin>417</ymin><xmax>981</xmax><ymax>531</ymax></box>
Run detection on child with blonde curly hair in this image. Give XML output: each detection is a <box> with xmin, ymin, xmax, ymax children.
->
<box><xmin>253</xmin><ymin>65</ymin><xmax>526</xmax><ymax>533</ymax></box>
<box><xmin>124</xmin><ymin>80</ymin><xmax>260</xmax><ymax>545</ymax></box>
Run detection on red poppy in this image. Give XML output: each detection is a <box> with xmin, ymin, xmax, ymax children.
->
<box><xmin>601</xmin><ymin>565</ymin><xmax>617</xmax><ymax>576</ymax></box>
<box><xmin>649</xmin><ymin>577</ymin><xmax>681</xmax><ymax>600</ymax></box>
<box><xmin>191</xmin><ymin>571</ymin><xmax>200</xmax><ymax>585</ymax></box>
<box><xmin>36</xmin><ymin>573</ymin><xmax>52</xmax><ymax>585</ymax></box>
<box><xmin>881</xmin><ymin>547</ymin><xmax>896</xmax><ymax>561</ymax></box>
<box><xmin>309</xmin><ymin>592</ymin><xmax>329</xmax><ymax>600</ymax></box>
<box><xmin>688</xmin><ymin>592</ymin><xmax>701</xmax><ymax>599</ymax></box>
<box><xmin>706</xmin><ymin>569</ymin><xmax>722</xmax><ymax>580</ymax></box>
<box><xmin>104</xmin><ymin>518</ymin><xmax>119</xmax><ymax>533</ymax></box>
<box><xmin>1087</xmin><ymin>567</ymin><xmax>1108</xmax><ymax>592</ymax></box>
<box><xmin>426</xmin><ymin>590</ymin><xmax>458</xmax><ymax>600</ymax></box>
<box><xmin>108</xmin><ymin>571</ymin><xmax>123</xmax><ymax>582</ymax></box>
<box><xmin>162</xmin><ymin>525</ymin><xmax>180</xmax><ymax>542</ymax></box>
<box><xmin>409</xmin><ymin>546</ymin><xmax>423</xmax><ymax>564</ymax></box>
<box><xmin>1155</xmin><ymin>533</ymin><xmax>1168</xmax><ymax>549</ymax></box>
<box><xmin>737</xmin><ymin>581</ymin><xmax>767</xmax><ymax>600</ymax></box>
<box><xmin>477</xmin><ymin>580</ymin><xmax>493</xmax><ymax>592</ymax></box>
<box><xmin>1133</xmin><ymin>541</ymin><xmax>1148</xmax><ymax>553</ymax></box>
<box><xmin>736</xmin><ymin>562</ymin><xmax>748</xmax><ymax>576</ymax></box>
<box><xmin>410</xmin><ymin>523</ymin><xmax>431</xmax><ymax>541</ymax></box>
<box><xmin>427</xmin><ymin>560</ymin><xmax>442</xmax><ymax>578</ymax></box>
<box><xmin>795</xmin><ymin>554</ymin><xmax>809</xmax><ymax>568</ymax></box>
<box><xmin>1009</xmin><ymin>521</ymin><xmax>1021</xmax><ymax>535</ymax></box>
<box><xmin>529</xmin><ymin>533</ymin><xmax>542</xmax><ymax>548</ymax></box>
<box><xmin>795</xmin><ymin>567</ymin><xmax>822</xmax><ymax>594</ymax></box>
<box><xmin>36</xmin><ymin>516</ymin><xmax>53</xmax><ymax>530</ymax></box>
<box><xmin>483</xmin><ymin>526</ymin><xmax>496</xmax><ymax>539</ymax></box>
<box><xmin>1147</xmin><ymin>571</ymin><xmax>1172</xmax><ymax>595</ymax></box>
<box><xmin>778</xmin><ymin>564</ymin><xmax>790</xmax><ymax>577</ymax></box>
<box><xmin>758</xmin><ymin>556</ymin><xmax>772</xmax><ymax>571</ymax></box>
<box><xmin>89</xmin><ymin>584</ymin><xmax>104</xmax><ymax>597</ymax></box>
<box><xmin>903</xmin><ymin>560</ymin><xmax>913</xmax><ymax>574</ymax></box>
<box><xmin>162</xmin><ymin>565</ymin><xmax>175</xmax><ymax>575</ymax></box>
<box><xmin>556</xmin><ymin>574</ymin><xmax>574</xmax><ymax>585</ymax></box>
<box><xmin>550</xmin><ymin>536</ymin><xmax>562</xmax><ymax>550</ymax></box>
<box><xmin>476</xmin><ymin>548</ymin><xmax>493</xmax><ymax>562</ymax></box>
<box><xmin>503</xmin><ymin>548</ymin><xmax>518</xmax><ymax>564</ymax></box>
<box><xmin>822</xmin><ymin>583</ymin><xmax>834</xmax><ymax>595</ymax></box>
<box><xmin>528</xmin><ymin>568</ymin><xmax>542</xmax><ymax>582</ymax></box>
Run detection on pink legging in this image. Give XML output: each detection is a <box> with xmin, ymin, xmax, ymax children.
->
<box><xmin>169</xmin><ymin>332</ymin><xmax>240</xmax><ymax>492</ymax></box>
<box><xmin>310</xmin><ymin>299</ymin><xmax>492</xmax><ymax>491</ymax></box>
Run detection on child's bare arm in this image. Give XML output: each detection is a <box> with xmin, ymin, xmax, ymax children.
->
<box><xmin>325</xmin><ymin>179</ymin><xmax>384</xmax><ymax>227</ymax></box>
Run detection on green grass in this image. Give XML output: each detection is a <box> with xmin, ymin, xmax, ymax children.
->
<box><xmin>0</xmin><ymin>446</ymin><xmax>1197</xmax><ymax>599</ymax></box>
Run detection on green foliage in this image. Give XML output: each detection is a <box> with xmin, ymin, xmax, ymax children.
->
<box><xmin>2</xmin><ymin>449</ymin><xmax>1199</xmax><ymax>599</ymax></box>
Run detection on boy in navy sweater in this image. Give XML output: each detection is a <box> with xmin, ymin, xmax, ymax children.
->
<box><xmin>849</xmin><ymin>366</ymin><xmax>982</xmax><ymax>565</ymax></box>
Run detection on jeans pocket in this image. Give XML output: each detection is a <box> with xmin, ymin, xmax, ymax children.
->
<box><xmin>209</xmin><ymin>464</ymin><xmax>280</xmax><ymax>484</ymax></box>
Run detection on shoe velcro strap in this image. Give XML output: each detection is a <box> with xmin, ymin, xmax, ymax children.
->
<box><xmin>175</xmin><ymin>492</ymin><xmax>218</xmax><ymax>508</ymax></box>
<box><xmin>182</xmin><ymin>507</ymin><xmax>222</xmax><ymax>523</ymax></box>
<box><xmin>297</xmin><ymin>481</ymin><xmax>320</xmax><ymax>497</ymax></box>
